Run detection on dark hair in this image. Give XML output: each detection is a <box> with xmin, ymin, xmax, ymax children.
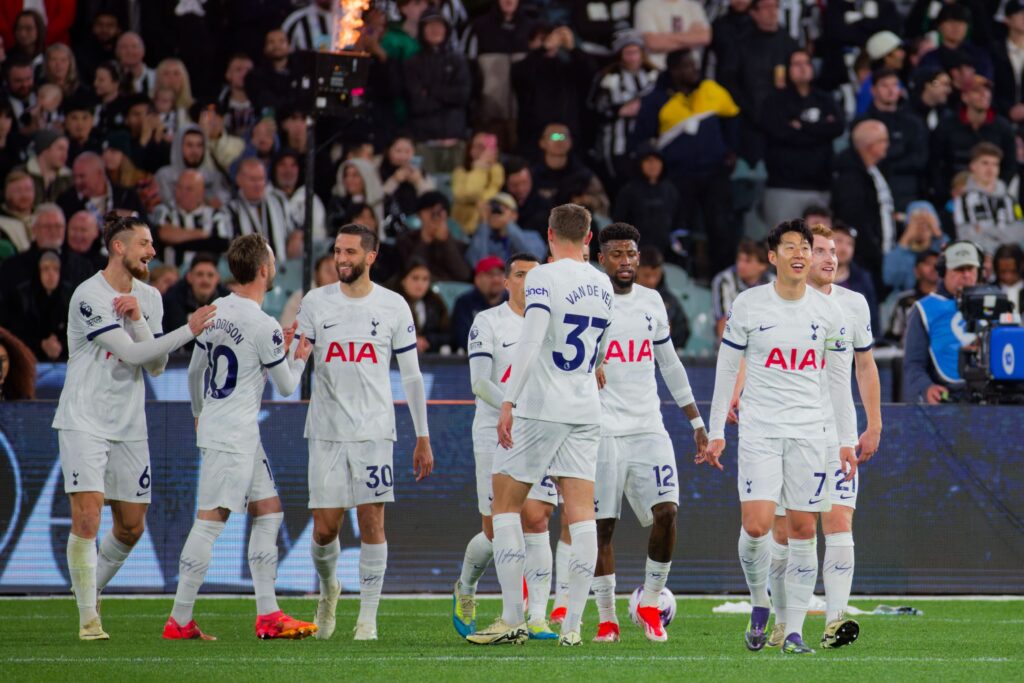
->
<box><xmin>872</xmin><ymin>66</ymin><xmax>899</xmax><ymax>85</ymax></box>
<box><xmin>737</xmin><ymin>238</ymin><xmax>769</xmax><ymax>264</ymax></box>
<box><xmin>4</xmin><ymin>54</ymin><xmax>36</xmax><ymax>75</ymax></box>
<box><xmin>638</xmin><ymin>244</ymin><xmax>664</xmax><ymax>268</ymax></box>
<box><xmin>970</xmin><ymin>141</ymin><xmax>1003</xmax><ymax>162</ymax></box>
<box><xmin>14</xmin><ymin>10</ymin><xmax>46</xmax><ymax>58</ymax></box>
<box><xmin>598</xmin><ymin>222</ymin><xmax>641</xmax><ymax>248</ymax></box>
<box><xmin>665</xmin><ymin>49</ymin><xmax>694</xmax><ymax>71</ymax></box>
<box><xmin>0</xmin><ymin>326</ymin><xmax>36</xmax><ymax>400</ymax></box>
<box><xmin>994</xmin><ymin>243</ymin><xmax>1024</xmax><ymax>270</ymax></box>
<box><xmin>802</xmin><ymin>205</ymin><xmax>832</xmax><ymax>221</ymax></box>
<box><xmin>505</xmin><ymin>251</ymin><xmax>541</xmax><ymax>275</ymax></box>
<box><xmin>549</xmin><ymin>203</ymin><xmax>591</xmax><ymax>242</ymax></box>
<box><xmin>337</xmin><ymin>222</ymin><xmax>379</xmax><ymax>253</ymax></box>
<box><xmin>503</xmin><ymin>155</ymin><xmax>530</xmax><ymax>177</ymax></box>
<box><xmin>189</xmin><ymin>252</ymin><xmax>220</xmax><ymax>272</ymax></box>
<box><xmin>102</xmin><ymin>212</ymin><xmax>147</xmax><ymax>251</ymax></box>
<box><xmin>227</xmin><ymin>234</ymin><xmax>269</xmax><ymax>284</ymax></box>
<box><xmin>416</xmin><ymin>190</ymin><xmax>450</xmax><ymax>214</ymax></box>
<box><xmin>95</xmin><ymin>60</ymin><xmax>123</xmax><ymax>84</ymax></box>
<box><xmin>767</xmin><ymin>219</ymin><xmax>813</xmax><ymax>252</ymax></box>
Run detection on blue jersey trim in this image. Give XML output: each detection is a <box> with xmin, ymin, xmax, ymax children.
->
<box><xmin>86</xmin><ymin>324</ymin><xmax>120</xmax><ymax>341</ymax></box>
<box><xmin>854</xmin><ymin>342</ymin><xmax>874</xmax><ymax>352</ymax></box>
<box><xmin>653</xmin><ymin>335</ymin><xmax>672</xmax><ymax>345</ymax></box>
<box><xmin>468</xmin><ymin>352</ymin><xmax>492</xmax><ymax>359</ymax></box>
<box><xmin>525</xmin><ymin>303</ymin><xmax>550</xmax><ymax>314</ymax></box>
<box><xmin>263</xmin><ymin>355</ymin><xmax>287</xmax><ymax>368</ymax></box>
<box><xmin>721</xmin><ymin>338</ymin><xmax>746</xmax><ymax>351</ymax></box>
<box><xmin>394</xmin><ymin>342</ymin><xmax>417</xmax><ymax>354</ymax></box>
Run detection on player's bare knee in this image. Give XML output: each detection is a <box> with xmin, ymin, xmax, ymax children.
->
<box><xmin>312</xmin><ymin>516</ymin><xmax>341</xmax><ymax>544</ymax></box>
<box><xmin>114</xmin><ymin>521</ymin><xmax>144</xmax><ymax>546</ymax></box>
<box><xmin>596</xmin><ymin>519</ymin><xmax>615</xmax><ymax>547</ymax></box>
<box><xmin>481</xmin><ymin>515</ymin><xmax>494</xmax><ymax>541</ymax></box>
<box><xmin>822</xmin><ymin>508</ymin><xmax>854</xmax><ymax>535</ymax></box>
<box><xmin>356</xmin><ymin>504</ymin><xmax>386</xmax><ymax>543</ymax></box>
<box><xmin>771</xmin><ymin>515</ymin><xmax>789</xmax><ymax>544</ymax></box>
<box><xmin>651</xmin><ymin>503</ymin><xmax>677</xmax><ymax>531</ymax></box>
<box><xmin>742</xmin><ymin>518</ymin><xmax>772</xmax><ymax>537</ymax></box>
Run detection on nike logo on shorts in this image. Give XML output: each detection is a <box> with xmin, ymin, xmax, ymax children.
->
<box><xmin>657</xmin><ymin>489</ymin><xmax>674</xmax><ymax>496</ymax></box>
<box><xmin>839</xmin><ymin>494</ymin><xmax>855</xmax><ymax>500</ymax></box>
<box><xmin>375</xmin><ymin>489</ymin><xmax>392</xmax><ymax>497</ymax></box>
<box><xmin>136</xmin><ymin>490</ymin><xmax>148</xmax><ymax>497</ymax></box>
<box><xmin>808</xmin><ymin>498</ymin><xmax>823</xmax><ymax>505</ymax></box>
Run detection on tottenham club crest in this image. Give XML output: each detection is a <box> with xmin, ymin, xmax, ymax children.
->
<box><xmin>370</xmin><ymin>318</ymin><xmax>380</xmax><ymax>336</ymax></box>
<box><xmin>79</xmin><ymin>301</ymin><xmax>93</xmax><ymax>318</ymax></box>
<box><xmin>272</xmin><ymin>329</ymin><xmax>283</xmax><ymax>346</ymax></box>
<box><xmin>810</xmin><ymin>322</ymin><xmax>819</xmax><ymax>340</ymax></box>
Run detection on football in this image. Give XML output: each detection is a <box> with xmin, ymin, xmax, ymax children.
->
<box><xmin>628</xmin><ymin>587</ymin><xmax>677</xmax><ymax>627</ymax></box>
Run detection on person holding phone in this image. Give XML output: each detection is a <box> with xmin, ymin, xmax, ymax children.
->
<box><xmin>452</xmin><ymin>131</ymin><xmax>505</xmax><ymax>237</ymax></box>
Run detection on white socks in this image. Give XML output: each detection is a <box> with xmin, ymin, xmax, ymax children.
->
<box><xmin>96</xmin><ymin>532</ymin><xmax>133</xmax><ymax>592</ymax></box>
<box><xmin>68</xmin><ymin>534</ymin><xmax>98</xmax><ymax>626</ymax></box>
<box><xmin>523</xmin><ymin>532</ymin><xmax>552</xmax><ymax>622</ymax></box>
<box><xmin>592</xmin><ymin>573</ymin><xmax>617</xmax><ymax>624</ymax></box>
<box><xmin>311</xmin><ymin>537</ymin><xmax>340</xmax><ymax>594</ymax></box>
<box><xmin>564</xmin><ymin>520</ymin><xmax>597</xmax><ymax>634</ymax></box>
<box><xmin>553</xmin><ymin>539</ymin><xmax>571</xmax><ymax>611</ymax></box>
<box><xmin>823</xmin><ymin>532</ymin><xmax>855</xmax><ymax>623</ymax></box>
<box><xmin>248</xmin><ymin>513</ymin><xmax>282</xmax><ymax>616</ymax></box>
<box><xmin>769</xmin><ymin>538</ymin><xmax>789</xmax><ymax>623</ymax></box>
<box><xmin>171</xmin><ymin>519</ymin><xmax>225</xmax><ymax>624</ymax></box>
<box><xmin>358</xmin><ymin>541</ymin><xmax>387</xmax><ymax>625</ymax></box>
<box><xmin>640</xmin><ymin>558</ymin><xmax>671</xmax><ymax>608</ymax></box>
<box><xmin>738</xmin><ymin>527</ymin><xmax>771</xmax><ymax>608</ymax></box>
<box><xmin>492</xmin><ymin>513</ymin><xmax>526</xmax><ymax>625</ymax></box>
<box><xmin>784</xmin><ymin>537</ymin><xmax>818</xmax><ymax>639</ymax></box>
<box><xmin>458</xmin><ymin>531</ymin><xmax>493</xmax><ymax>596</ymax></box>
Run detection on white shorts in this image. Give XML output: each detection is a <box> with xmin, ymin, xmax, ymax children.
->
<box><xmin>738</xmin><ymin>436</ymin><xmax>830</xmax><ymax>513</ymax></box>
<box><xmin>308</xmin><ymin>439</ymin><xmax>395</xmax><ymax>509</ymax></box>
<box><xmin>196</xmin><ymin>443</ymin><xmax>278</xmax><ymax>513</ymax></box>
<box><xmin>773</xmin><ymin>438</ymin><xmax>857</xmax><ymax>515</ymax></box>
<box><xmin>473</xmin><ymin>426</ymin><xmax>559</xmax><ymax>514</ymax></box>
<box><xmin>595</xmin><ymin>433</ymin><xmax>679</xmax><ymax>526</ymax></box>
<box><xmin>59</xmin><ymin>430</ymin><xmax>151</xmax><ymax>503</ymax></box>
<box><xmin>494</xmin><ymin>417</ymin><xmax>601</xmax><ymax>484</ymax></box>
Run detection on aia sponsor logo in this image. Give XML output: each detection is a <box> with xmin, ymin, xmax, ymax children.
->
<box><xmin>604</xmin><ymin>339</ymin><xmax>652</xmax><ymax>363</ymax></box>
<box><xmin>324</xmin><ymin>341</ymin><xmax>379</xmax><ymax>363</ymax></box>
<box><xmin>764</xmin><ymin>348</ymin><xmax>823</xmax><ymax>370</ymax></box>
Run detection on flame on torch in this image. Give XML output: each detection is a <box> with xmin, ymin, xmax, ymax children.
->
<box><xmin>332</xmin><ymin>0</ymin><xmax>371</xmax><ymax>51</ymax></box>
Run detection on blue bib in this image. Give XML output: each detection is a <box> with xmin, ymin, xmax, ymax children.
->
<box><xmin>916</xmin><ymin>294</ymin><xmax>969</xmax><ymax>385</ymax></box>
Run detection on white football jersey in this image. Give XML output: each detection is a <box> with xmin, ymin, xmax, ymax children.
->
<box><xmin>512</xmin><ymin>259</ymin><xmax>614</xmax><ymax>425</ymax></box>
<box><xmin>297</xmin><ymin>283</ymin><xmax>417</xmax><ymax>441</ymax></box>
<box><xmin>820</xmin><ymin>285</ymin><xmax>873</xmax><ymax>440</ymax></box>
<box><xmin>599</xmin><ymin>285</ymin><xmax>673</xmax><ymax>437</ymax></box>
<box><xmin>193</xmin><ymin>294</ymin><xmax>287</xmax><ymax>454</ymax></box>
<box><xmin>720</xmin><ymin>283</ymin><xmax>847</xmax><ymax>439</ymax></box>
<box><xmin>469</xmin><ymin>302</ymin><xmax>522</xmax><ymax>431</ymax></box>
<box><xmin>53</xmin><ymin>272</ymin><xmax>164</xmax><ymax>441</ymax></box>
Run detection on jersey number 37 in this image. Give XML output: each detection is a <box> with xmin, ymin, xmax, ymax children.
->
<box><xmin>554</xmin><ymin>314</ymin><xmax>609</xmax><ymax>373</ymax></box>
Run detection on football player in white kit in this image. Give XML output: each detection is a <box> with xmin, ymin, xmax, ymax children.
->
<box><xmin>468</xmin><ymin>204</ymin><xmax>613</xmax><ymax>647</ymax></box>
<box><xmin>54</xmin><ymin>213</ymin><xmax>216</xmax><ymax>640</ymax></box>
<box><xmin>703</xmin><ymin>220</ymin><xmax>858</xmax><ymax>655</ymax></box>
<box><xmin>590</xmin><ymin>223</ymin><xmax>708</xmax><ymax>643</ymax></box>
<box><xmin>164</xmin><ymin>234</ymin><xmax>317</xmax><ymax>641</ymax></box>
<box><xmin>453</xmin><ymin>252</ymin><xmax>562</xmax><ymax>641</ymax></box>
<box><xmin>761</xmin><ymin>224</ymin><xmax>881</xmax><ymax>650</ymax></box>
<box><xmin>298</xmin><ymin>223</ymin><xmax>434</xmax><ymax>642</ymax></box>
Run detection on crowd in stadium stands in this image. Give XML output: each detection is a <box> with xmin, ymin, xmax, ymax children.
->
<box><xmin>2</xmin><ymin>0</ymin><xmax>1024</xmax><ymax>368</ymax></box>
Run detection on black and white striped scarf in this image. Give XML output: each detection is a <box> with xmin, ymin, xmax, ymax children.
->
<box><xmin>226</xmin><ymin>191</ymin><xmax>294</xmax><ymax>260</ymax></box>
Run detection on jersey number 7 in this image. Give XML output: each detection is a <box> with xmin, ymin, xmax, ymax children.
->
<box><xmin>554</xmin><ymin>314</ymin><xmax>609</xmax><ymax>373</ymax></box>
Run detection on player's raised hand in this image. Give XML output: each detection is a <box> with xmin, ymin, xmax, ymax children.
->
<box><xmin>693</xmin><ymin>427</ymin><xmax>709</xmax><ymax>461</ymax></box>
<box><xmin>113</xmin><ymin>295</ymin><xmax>142</xmax><ymax>321</ymax></box>
<box><xmin>839</xmin><ymin>446</ymin><xmax>858</xmax><ymax>481</ymax></box>
<box><xmin>293</xmin><ymin>333</ymin><xmax>313</xmax><ymax>361</ymax></box>
<box><xmin>282</xmin><ymin>320</ymin><xmax>298</xmax><ymax>352</ymax></box>
<box><xmin>856</xmin><ymin>426</ymin><xmax>880</xmax><ymax>463</ymax></box>
<box><xmin>697</xmin><ymin>438</ymin><xmax>725</xmax><ymax>470</ymax></box>
<box><xmin>595</xmin><ymin>365</ymin><xmax>606</xmax><ymax>390</ymax></box>
<box><xmin>413</xmin><ymin>436</ymin><xmax>434</xmax><ymax>481</ymax></box>
<box><xmin>188</xmin><ymin>304</ymin><xmax>217</xmax><ymax>336</ymax></box>
<box><xmin>497</xmin><ymin>402</ymin><xmax>514</xmax><ymax>449</ymax></box>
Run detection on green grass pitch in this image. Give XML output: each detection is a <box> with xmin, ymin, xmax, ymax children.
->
<box><xmin>1</xmin><ymin>597</ymin><xmax>1021</xmax><ymax>682</ymax></box>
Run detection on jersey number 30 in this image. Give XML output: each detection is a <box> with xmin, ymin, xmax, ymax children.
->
<box><xmin>204</xmin><ymin>345</ymin><xmax>239</xmax><ymax>399</ymax></box>
<box><xmin>554</xmin><ymin>314</ymin><xmax>609</xmax><ymax>372</ymax></box>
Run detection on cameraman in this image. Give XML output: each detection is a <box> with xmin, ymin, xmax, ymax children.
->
<box><xmin>464</xmin><ymin>192</ymin><xmax>546</xmax><ymax>267</ymax></box>
<box><xmin>903</xmin><ymin>242</ymin><xmax>981</xmax><ymax>403</ymax></box>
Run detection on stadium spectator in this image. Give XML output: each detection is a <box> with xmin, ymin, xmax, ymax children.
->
<box><xmin>122</xmin><ymin>94</ymin><xmax>172</xmax><ymax>174</ymax></box>
<box><xmin>916</xmin><ymin>5</ymin><xmax>993</xmax><ymax>82</ymax></box>
<box><xmin>992</xmin><ymin>1</ymin><xmax>1024</xmax><ymax>124</ymax></box>
<box><xmin>885</xmin><ymin>249</ymin><xmax>940</xmax><ymax>345</ymax></box>
<box><xmin>883</xmin><ymin>201</ymin><xmax>948</xmax><ymax>292</ymax></box>
<box><xmin>451</xmin><ymin>131</ymin><xmax>504</xmax><ymax>236</ymax></box>
<box><xmin>101</xmin><ymin>131</ymin><xmax>160</xmax><ymax>213</ymax></box>
<box><xmin>225</xmin><ymin>158</ymin><xmax>295</xmax><ymax>260</ymax></box>
<box><xmin>116</xmin><ymin>32</ymin><xmax>155</xmax><ymax>95</ymax></box>
<box><xmin>3</xmin><ymin>249</ymin><xmax>72</xmax><ymax>361</ymax></box>
<box><xmin>162</xmin><ymin>253</ymin><xmax>230</xmax><ymax>355</ymax></box>
<box><xmin>5</xmin><ymin>56</ymin><xmax>37</xmax><ymax>137</ymax></box>
<box><xmin>6</xmin><ymin>10</ymin><xmax>45</xmax><ymax>69</ymax></box>
<box><xmin>282</xmin><ymin>0</ymin><xmax>333</xmax><ymax>52</ymax></box>
<box><xmin>280</xmin><ymin>252</ymin><xmax>339</xmax><ymax>329</ymax></box>
<box><xmin>633</xmin><ymin>49</ymin><xmax>739</xmax><ymax>275</ymax></box>
<box><xmin>21</xmin><ymin>130</ymin><xmax>72</xmax><ymax>206</ymax></box>
<box><xmin>530</xmin><ymin>123</ymin><xmax>608</xmax><ymax>217</ymax></box>
<box><xmin>612</xmin><ymin>143</ymin><xmax>684</xmax><ymax>261</ymax></box>
<box><xmin>191</xmin><ymin>99</ymin><xmax>246</xmax><ymax>181</ymax></box>
<box><xmin>152</xmin><ymin>59</ymin><xmax>195</xmax><ymax>140</ymax></box>
<box><xmin>331</xmin><ymin>158</ymin><xmax>386</xmax><ymax>229</ymax></box>
<box><xmin>760</xmin><ymin>49</ymin><xmax>844</xmax><ymax>228</ymax></box>
<box><xmin>587</xmin><ymin>30</ymin><xmax>659</xmax><ymax>193</ymax></box>
<box><xmin>152</xmin><ymin>169</ymin><xmax>231</xmax><ymax>268</ymax></box>
<box><xmin>64</xmin><ymin>93</ymin><xmax>102</xmax><ymax>162</ymax></box>
<box><xmin>244</xmin><ymin>29</ymin><xmax>296</xmax><ymax>116</ymax></box>
<box><xmin>994</xmin><ymin>243</ymin><xmax>1024</xmax><ymax>311</ymax></box>
<box><xmin>903</xmin><ymin>241</ymin><xmax>981</xmax><ymax>403</ymax></box>
<box><xmin>831</xmin><ymin>119</ymin><xmax>893</xmax><ymax>290</ymax></box>
<box><xmin>218</xmin><ymin>54</ymin><xmax>257</xmax><ymax>139</ymax></box>
<box><xmin>633</xmin><ymin>0</ymin><xmax>711</xmax><ymax>71</ymax></box>
<box><xmin>66</xmin><ymin>210</ymin><xmax>105</xmax><ymax>272</ymax></box>
<box><xmin>0</xmin><ymin>326</ymin><xmax>35</xmax><ymax>400</ymax></box>
<box><xmin>396</xmin><ymin>191</ymin><xmax>471</xmax><ymax>282</ymax></box>
<box><xmin>402</xmin><ymin>8</ymin><xmax>471</xmax><ymax>173</ymax></box>
<box><xmin>465</xmin><ymin>192</ymin><xmax>546</xmax><ymax>266</ymax></box>
<box><xmin>952</xmin><ymin>142</ymin><xmax>1024</xmax><ymax>255</ymax></box>
<box><xmin>802</xmin><ymin>204</ymin><xmax>833</xmax><ymax>228</ymax></box>
<box><xmin>230</xmin><ymin>117</ymin><xmax>279</xmax><ymax>181</ymax></box>
<box><xmin>832</xmin><ymin>222</ymin><xmax>881</xmax><ymax>336</ymax></box>
<box><xmin>449</xmin><ymin>254</ymin><xmax>505</xmax><ymax>352</ymax></box>
<box><xmin>711</xmin><ymin>239</ymin><xmax>772</xmax><ymax>341</ymax></box>
<box><xmin>0</xmin><ymin>169</ymin><xmax>35</xmax><ymax>255</ymax></box>
<box><xmin>57</xmin><ymin>152</ymin><xmax>143</xmax><ymax>223</ymax></box>
<box><xmin>855</xmin><ymin>67</ymin><xmax>929</xmax><ymax>210</ymax></box>
<box><xmin>0</xmin><ymin>204</ymin><xmax>93</xmax><ymax>300</ymax></box>
<box><xmin>271</xmin><ymin>149</ymin><xmax>326</xmax><ymax>246</ymax></box>
<box><xmin>148</xmin><ymin>264</ymin><xmax>180</xmax><ymax>296</ymax></box>
<box><xmin>930</xmin><ymin>76</ymin><xmax>1016</xmax><ymax>205</ymax></box>
<box><xmin>73</xmin><ymin>10</ymin><xmax>122</xmax><ymax>82</ymax></box>
<box><xmin>717</xmin><ymin>0</ymin><xmax>798</xmax><ymax>164</ymax></box>
<box><xmin>636</xmin><ymin>244</ymin><xmax>690</xmax><ymax>349</ymax></box>
<box><xmin>43</xmin><ymin>43</ymin><xmax>87</xmax><ymax>101</ymax></box>
<box><xmin>91</xmin><ymin>61</ymin><xmax>127</xmax><ymax>138</ymax></box>
<box><xmin>501</xmin><ymin>157</ymin><xmax>547</xmax><ymax>236</ymax></box>
<box><xmin>854</xmin><ymin>31</ymin><xmax>907</xmax><ymax>116</ymax></box>
<box><xmin>908</xmin><ymin>65</ymin><xmax>953</xmax><ymax>132</ymax></box>
<box><xmin>391</xmin><ymin>257</ymin><xmax>451</xmax><ymax>354</ymax></box>
<box><xmin>154</xmin><ymin>124</ymin><xmax>232</xmax><ymax>210</ymax></box>
<box><xmin>709</xmin><ymin>0</ymin><xmax>752</xmax><ymax>79</ymax></box>
<box><xmin>0</xmin><ymin>100</ymin><xmax>29</xmax><ymax>180</ymax></box>
<box><xmin>379</xmin><ymin>134</ymin><xmax>435</xmax><ymax>218</ymax></box>
<box><xmin>511</xmin><ymin>24</ymin><xmax>595</xmax><ymax>158</ymax></box>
